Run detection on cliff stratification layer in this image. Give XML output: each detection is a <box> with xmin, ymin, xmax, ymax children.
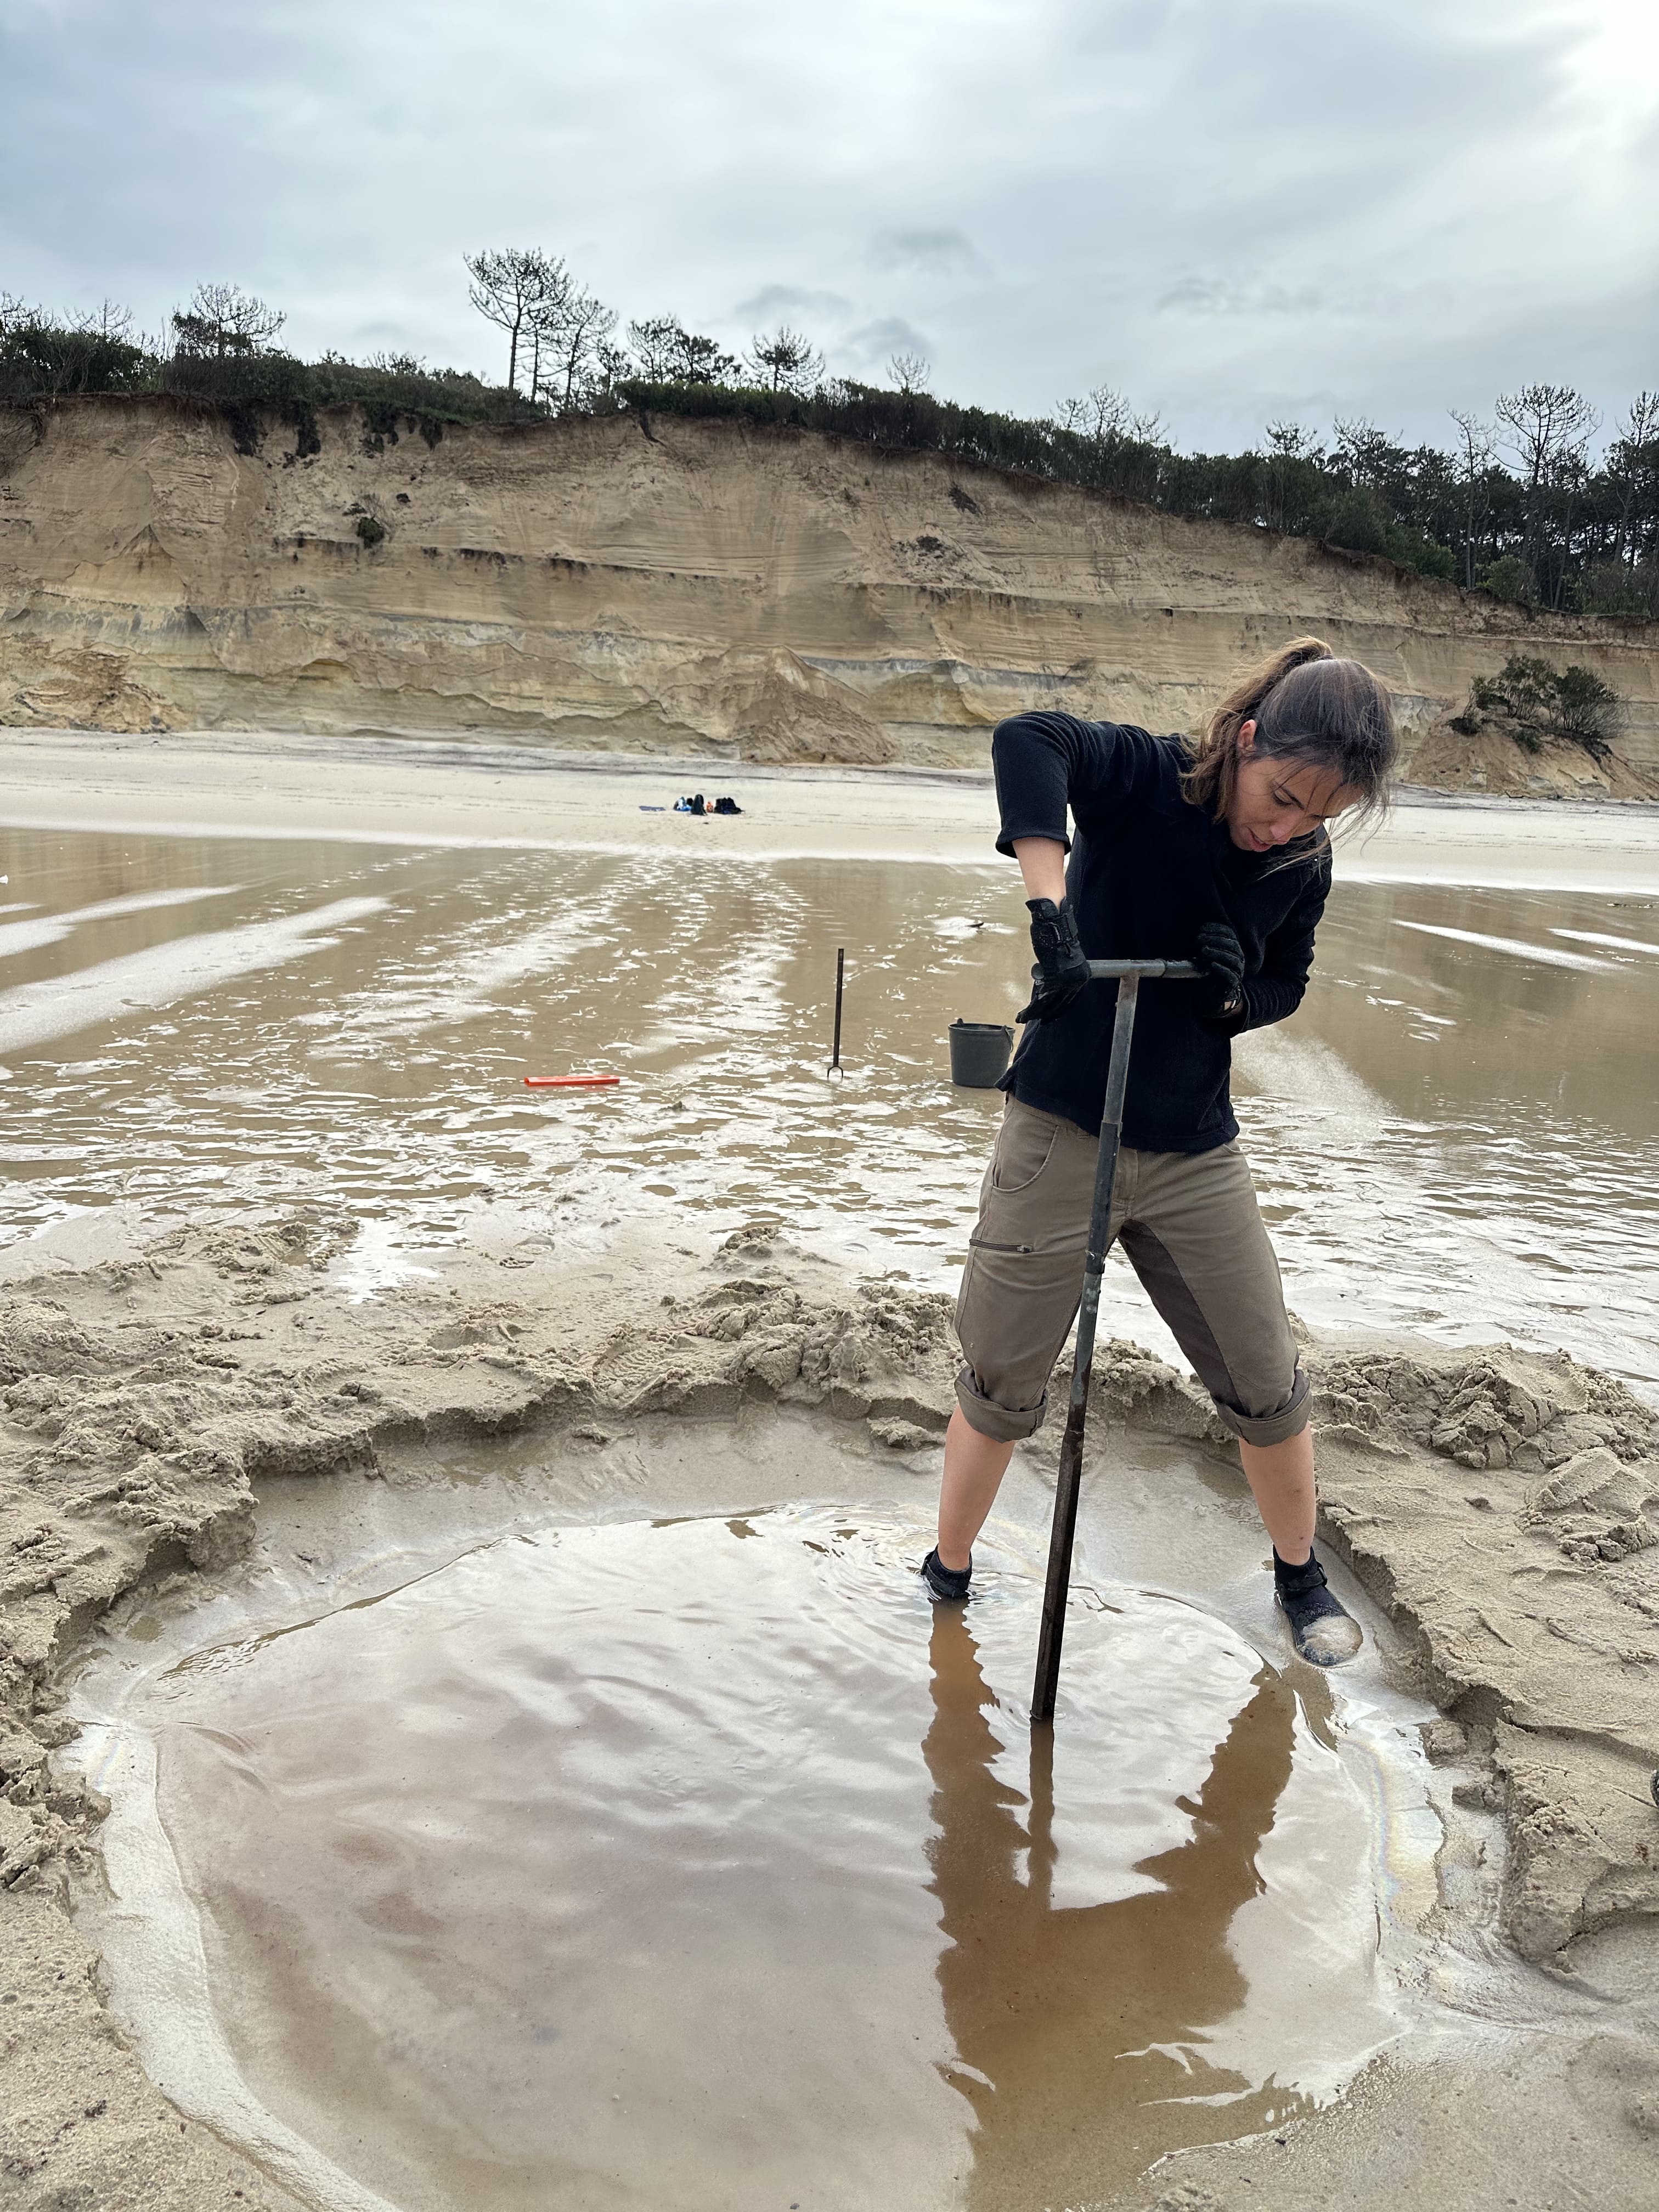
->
<box><xmin>3</xmin><ymin>398</ymin><xmax>1657</xmax><ymax>780</ymax></box>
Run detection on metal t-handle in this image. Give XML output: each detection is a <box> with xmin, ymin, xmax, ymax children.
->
<box><xmin>1030</xmin><ymin>956</ymin><xmax>1200</xmax><ymax>1724</ymax></box>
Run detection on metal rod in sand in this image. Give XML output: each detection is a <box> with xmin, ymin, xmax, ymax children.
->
<box><xmin>828</xmin><ymin>946</ymin><xmax>846</xmax><ymax>1077</ymax></box>
<box><xmin>1031</xmin><ymin>956</ymin><xmax>1200</xmax><ymax>1726</ymax></box>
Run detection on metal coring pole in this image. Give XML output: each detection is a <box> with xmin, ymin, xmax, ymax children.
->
<box><xmin>1031</xmin><ymin>956</ymin><xmax>1201</xmax><ymax>1726</ymax></box>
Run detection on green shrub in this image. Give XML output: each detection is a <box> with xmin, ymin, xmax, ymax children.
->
<box><xmin>0</xmin><ymin>319</ymin><xmax>149</xmax><ymax>398</ymax></box>
<box><xmin>1554</xmin><ymin>664</ymin><xmax>1620</xmax><ymax>755</ymax></box>
<box><xmin>1388</xmin><ymin>529</ymin><xmax>1457</xmax><ymax>582</ymax></box>
<box><xmin>1319</xmin><ymin>489</ymin><xmax>1390</xmax><ymax>557</ymax></box>
<box><xmin>1466</xmin><ymin>654</ymin><xmax>1621</xmax><ymax>760</ymax></box>
<box><xmin>1576</xmin><ymin>560</ymin><xmax>1659</xmax><ymax>620</ymax></box>
<box><xmin>355</xmin><ymin>514</ymin><xmax>386</xmax><ymax>548</ymax></box>
<box><xmin>1476</xmin><ymin>554</ymin><xmax>1534</xmax><ymax>605</ymax></box>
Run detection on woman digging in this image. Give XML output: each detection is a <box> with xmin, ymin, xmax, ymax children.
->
<box><xmin>923</xmin><ymin>637</ymin><xmax>1397</xmax><ymax>1667</ymax></box>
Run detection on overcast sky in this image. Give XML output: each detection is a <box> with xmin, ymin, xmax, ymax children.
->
<box><xmin>3</xmin><ymin>0</ymin><xmax>1656</xmax><ymax>452</ymax></box>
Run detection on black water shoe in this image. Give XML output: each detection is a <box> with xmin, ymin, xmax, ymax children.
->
<box><xmin>921</xmin><ymin>1548</ymin><xmax>972</xmax><ymax>1602</ymax></box>
<box><xmin>1274</xmin><ymin>1549</ymin><xmax>1362</xmax><ymax>1666</ymax></box>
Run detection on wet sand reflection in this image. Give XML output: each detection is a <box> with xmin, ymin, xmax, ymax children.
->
<box><xmin>924</xmin><ymin>1610</ymin><xmax>1307</xmax><ymax>2205</ymax></box>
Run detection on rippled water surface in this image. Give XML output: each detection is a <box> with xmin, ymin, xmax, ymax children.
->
<box><xmin>2</xmin><ymin>816</ymin><xmax>1656</xmax><ymax>1393</ymax></box>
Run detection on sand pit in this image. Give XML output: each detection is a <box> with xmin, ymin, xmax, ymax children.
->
<box><xmin>0</xmin><ymin>1208</ymin><xmax>1655</xmax><ymax>2209</ymax></box>
<box><xmin>72</xmin><ymin>1480</ymin><xmax>1410</xmax><ymax>2212</ymax></box>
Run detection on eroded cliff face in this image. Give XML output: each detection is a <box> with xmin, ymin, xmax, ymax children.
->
<box><xmin>3</xmin><ymin>397</ymin><xmax>1657</xmax><ymax>777</ymax></box>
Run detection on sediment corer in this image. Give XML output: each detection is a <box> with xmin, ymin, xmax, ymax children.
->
<box><xmin>1031</xmin><ymin>956</ymin><xmax>1200</xmax><ymax>1728</ymax></box>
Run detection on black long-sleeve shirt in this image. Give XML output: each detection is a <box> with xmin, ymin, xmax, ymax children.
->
<box><xmin>992</xmin><ymin>712</ymin><xmax>1331</xmax><ymax>1152</ymax></box>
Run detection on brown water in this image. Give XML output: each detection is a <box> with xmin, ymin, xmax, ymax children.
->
<box><xmin>82</xmin><ymin>1460</ymin><xmax>1418</xmax><ymax>2212</ymax></box>
<box><xmin>3</xmin><ymin>819</ymin><xmax>1658</xmax><ymax>1395</ymax></box>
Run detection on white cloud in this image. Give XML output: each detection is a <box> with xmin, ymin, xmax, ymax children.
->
<box><xmin>1157</xmin><ymin>277</ymin><xmax>1324</xmax><ymax>318</ymax></box>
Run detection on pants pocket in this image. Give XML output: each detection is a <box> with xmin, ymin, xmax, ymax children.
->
<box><xmin>989</xmin><ymin>1103</ymin><xmax>1061</xmax><ymax>1194</ymax></box>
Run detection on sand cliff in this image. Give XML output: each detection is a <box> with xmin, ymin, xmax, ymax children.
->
<box><xmin>2</xmin><ymin>398</ymin><xmax>1657</xmax><ymax>784</ymax></box>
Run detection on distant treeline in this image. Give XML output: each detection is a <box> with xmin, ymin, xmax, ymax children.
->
<box><xmin>3</xmin><ymin>272</ymin><xmax>1655</xmax><ymax>622</ymax></box>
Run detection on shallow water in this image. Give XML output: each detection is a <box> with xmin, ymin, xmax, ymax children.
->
<box><xmin>2</xmin><ymin>817</ymin><xmax>1657</xmax><ymax>1394</ymax></box>
<box><xmin>78</xmin><ymin>1449</ymin><xmax>1426</xmax><ymax>2212</ymax></box>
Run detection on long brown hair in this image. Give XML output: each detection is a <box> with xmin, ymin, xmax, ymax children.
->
<box><xmin>1182</xmin><ymin>636</ymin><xmax>1398</xmax><ymax>836</ymax></box>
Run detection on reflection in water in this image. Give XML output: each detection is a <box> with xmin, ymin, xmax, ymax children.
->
<box><xmin>82</xmin><ymin>1507</ymin><xmax>1396</xmax><ymax>2211</ymax></box>
<box><xmin>925</xmin><ymin>1611</ymin><xmax>1305</xmax><ymax>2205</ymax></box>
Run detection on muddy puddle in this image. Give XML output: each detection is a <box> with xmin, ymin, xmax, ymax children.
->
<box><xmin>69</xmin><ymin>1410</ymin><xmax>1458</xmax><ymax>2212</ymax></box>
<box><xmin>1</xmin><ymin>817</ymin><xmax>1657</xmax><ymax>1397</ymax></box>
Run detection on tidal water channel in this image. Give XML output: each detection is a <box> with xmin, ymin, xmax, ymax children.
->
<box><xmin>2</xmin><ymin>812</ymin><xmax>1657</xmax><ymax>1393</ymax></box>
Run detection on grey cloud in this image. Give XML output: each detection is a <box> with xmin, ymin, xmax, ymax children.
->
<box><xmin>868</xmin><ymin>227</ymin><xmax>980</xmax><ymax>275</ymax></box>
<box><xmin>840</xmin><ymin>317</ymin><xmax>933</xmax><ymax>370</ymax></box>
<box><xmin>1</xmin><ymin>0</ymin><xmax>1652</xmax><ymax>453</ymax></box>
<box><xmin>733</xmin><ymin>284</ymin><xmax>851</xmax><ymax>324</ymax></box>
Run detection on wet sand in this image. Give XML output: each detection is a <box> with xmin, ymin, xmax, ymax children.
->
<box><xmin>8</xmin><ymin>723</ymin><xmax>1659</xmax><ymax>888</ymax></box>
<box><xmin>0</xmin><ymin>731</ymin><xmax>1656</xmax><ymax>2211</ymax></box>
<box><xmin>2</xmin><ymin>807</ymin><xmax>1657</xmax><ymax>1396</ymax></box>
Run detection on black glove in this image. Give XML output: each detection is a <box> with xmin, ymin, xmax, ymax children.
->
<box><xmin>1193</xmin><ymin>919</ymin><xmax>1247</xmax><ymax>1025</ymax></box>
<box><xmin>1016</xmin><ymin>897</ymin><xmax>1093</xmax><ymax>1025</ymax></box>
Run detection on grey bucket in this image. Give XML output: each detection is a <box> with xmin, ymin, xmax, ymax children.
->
<box><xmin>949</xmin><ymin>1019</ymin><xmax>1013</xmax><ymax>1088</ymax></box>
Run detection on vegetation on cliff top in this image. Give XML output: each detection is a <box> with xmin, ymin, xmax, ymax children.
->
<box><xmin>2</xmin><ymin>274</ymin><xmax>1656</xmax><ymax>624</ymax></box>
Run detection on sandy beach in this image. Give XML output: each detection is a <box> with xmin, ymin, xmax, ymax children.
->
<box><xmin>8</xmin><ymin>724</ymin><xmax>1659</xmax><ymax>887</ymax></box>
<box><xmin>1</xmin><ymin>731</ymin><xmax>1656</xmax><ymax>2212</ymax></box>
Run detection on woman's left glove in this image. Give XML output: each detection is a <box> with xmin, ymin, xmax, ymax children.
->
<box><xmin>1193</xmin><ymin>920</ymin><xmax>1247</xmax><ymax>1024</ymax></box>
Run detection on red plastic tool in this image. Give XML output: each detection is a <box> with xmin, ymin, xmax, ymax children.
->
<box><xmin>523</xmin><ymin>1075</ymin><xmax>620</xmax><ymax>1088</ymax></box>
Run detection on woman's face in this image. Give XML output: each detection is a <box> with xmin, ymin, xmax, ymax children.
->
<box><xmin>1224</xmin><ymin>722</ymin><xmax>1357</xmax><ymax>852</ymax></box>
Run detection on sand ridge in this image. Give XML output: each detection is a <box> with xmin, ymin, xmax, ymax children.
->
<box><xmin>0</xmin><ymin>1207</ymin><xmax>1656</xmax><ymax>2205</ymax></box>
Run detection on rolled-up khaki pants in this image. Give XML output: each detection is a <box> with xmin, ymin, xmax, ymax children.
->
<box><xmin>955</xmin><ymin>1096</ymin><xmax>1309</xmax><ymax>1446</ymax></box>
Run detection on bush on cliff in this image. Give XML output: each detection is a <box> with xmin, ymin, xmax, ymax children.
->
<box><xmin>0</xmin><ymin>317</ymin><xmax>150</xmax><ymax>398</ymax></box>
<box><xmin>0</xmin><ymin>308</ymin><xmax>543</xmax><ymax>445</ymax></box>
<box><xmin>1577</xmin><ymin>559</ymin><xmax>1659</xmax><ymax>620</ymax></box>
<box><xmin>1466</xmin><ymin>655</ymin><xmax>1622</xmax><ymax>760</ymax></box>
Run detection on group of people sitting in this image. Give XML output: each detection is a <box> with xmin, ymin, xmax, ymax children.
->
<box><xmin>673</xmin><ymin>793</ymin><xmax>743</xmax><ymax>815</ymax></box>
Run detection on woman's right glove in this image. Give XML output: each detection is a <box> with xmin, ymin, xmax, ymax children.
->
<box><xmin>1017</xmin><ymin>897</ymin><xmax>1093</xmax><ymax>1024</ymax></box>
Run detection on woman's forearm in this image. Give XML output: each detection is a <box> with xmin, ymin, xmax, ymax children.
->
<box><xmin>1012</xmin><ymin>836</ymin><xmax>1068</xmax><ymax>905</ymax></box>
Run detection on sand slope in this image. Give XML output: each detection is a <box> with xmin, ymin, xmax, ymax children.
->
<box><xmin>3</xmin><ymin>400</ymin><xmax>1658</xmax><ymax>777</ymax></box>
<box><xmin>1403</xmin><ymin>706</ymin><xmax>1659</xmax><ymax>800</ymax></box>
